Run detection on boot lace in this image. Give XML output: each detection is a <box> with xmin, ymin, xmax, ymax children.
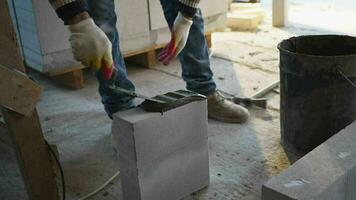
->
<box><xmin>215</xmin><ymin>90</ymin><xmax>226</xmax><ymax>104</ymax></box>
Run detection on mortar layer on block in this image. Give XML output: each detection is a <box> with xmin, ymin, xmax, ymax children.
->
<box><xmin>262</xmin><ymin>122</ymin><xmax>356</xmax><ymax>200</ymax></box>
<box><xmin>113</xmin><ymin>100</ymin><xmax>210</xmax><ymax>200</ymax></box>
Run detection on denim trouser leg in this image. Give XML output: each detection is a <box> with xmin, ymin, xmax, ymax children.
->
<box><xmin>159</xmin><ymin>0</ymin><xmax>216</xmax><ymax>96</ymax></box>
<box><xmin>86</xmin><ymin>0</ymin><xmax>135</xmax><ymax>118</ymax></box>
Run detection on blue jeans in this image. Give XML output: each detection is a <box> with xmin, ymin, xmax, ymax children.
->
<box><xmin>86</xmin><ymin>0</ymin><xmax>216</xmax><ymax>118</ymax></box>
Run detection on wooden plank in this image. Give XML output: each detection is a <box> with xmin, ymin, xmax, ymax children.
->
<box><xmin>123</xmin><ymin>44</ymin><xmax>165</xmax><ymax>58</ymax></box>
<box><xmin>2</xmin><ymin>109</ymin><xmax>60</xmax><ymax>200</ymax></box>
<box><xmin>122</xmin><ymin>32</ymin><xmax>214</xmax><ymax>68</ymax></box>
<box><xmin>48</xmin><ymin>64</ymin><xmax>85</xmax><ymax>76</ymax></box>
<box><xmin>205</xmin><ymin>33</ymin><xmax>212</xmax><ymax>48</ymax></box>
<box><xmin>51</xmin><ymin>69</ymin><xmax>84</xmax><ymax>89</ymax></box>
<box><xmin>127</xmin><ymin>50</ymin><xmax>157</xmax><ymax>68</ymax></box>
<box><xmin>0</xmin><ymin>1</ymin><xmax>60</xmax><ymax>200</ymax></box>
<box><xmin>0</xmin><ymin>33</ymin><xmax>23</xmax><ymax>73</ymax></box>
<box><xmin>0</xmin><ymin>65</ymin><xmax>42</xmax><ymax>116</ymax></box>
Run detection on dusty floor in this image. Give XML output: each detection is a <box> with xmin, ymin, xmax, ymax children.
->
<box><xmin>0</xmin><ymin>3</ymin><xmax>352</xmax><ymax>199</ymax></box>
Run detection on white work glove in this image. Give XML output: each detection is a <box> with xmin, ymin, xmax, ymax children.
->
<box><xmin>159</xmin><ymin>12</ymin><xmax>193</xmax><ymax>65</ymax></box>
<box><xmin>68</xmin><ymin>18</ymin><xmax>114</xmax><ymax>80</ymax></box>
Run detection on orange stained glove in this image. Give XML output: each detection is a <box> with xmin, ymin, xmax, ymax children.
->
<box><xmin>159</xmin><ymin>12</ymin><xmax>193</xmax><ymax>65</ymax></box>
<box><xmin>68</xmin><ymin>18</ymin><xmax>114</xmax><ymax>80</ymax></box>
<box><xmin>101</xmin><ymin>61</ymin><xmax>115</xmax><ymax>81</ymax></box>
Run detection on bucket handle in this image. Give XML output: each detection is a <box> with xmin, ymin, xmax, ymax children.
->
<box><xmin>334</xmin><ymin>65</ymin><xmax>356</xmax><ymax>88</ymax></box>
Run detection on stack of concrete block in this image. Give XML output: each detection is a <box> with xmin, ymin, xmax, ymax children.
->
<box><xmin>8</xmin><ymin>0</ymin><xmax>228</xmax><ymax>74</ymax></box>
<box><xmin>112</xmin><ymin>100</ymin><xmax>209</xmax><ymax>200</ymax></box>
<box><xmin>227</xmin><ymin>3</ymin><xmax>266</xmax><ymax>30</ymax></box>
<box><xmin>6</xmin><ymin>0</ymin><xmax>78</xmax><ymax>73</ymax></box>
<box><xmin>262</xmin><ymin>121</ymin><xmax>356</xmax><ymax>200</ymax></box>
<box><xmin>119</xmin><ymin>0</ymin><xmax>229</xmax><ymax>52</ymax></box>
<box><xmin>115</xmin><ymin>0</ymin><xmax>152</xmax><ymax>54</ymax></box>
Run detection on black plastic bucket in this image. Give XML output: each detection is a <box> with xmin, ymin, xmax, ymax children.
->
<box><xmin>278</xmin><ymin>35</ymin><xmax>356</xmax><ymax>155</ymax></box>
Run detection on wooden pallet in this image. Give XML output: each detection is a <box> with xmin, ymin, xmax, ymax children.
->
<box><xmin>123</xmin><ymin>44</ymin><xmax>165</xmax><ymax>68</ymax></box>
<box><xmin>45</xmin><ymin>32</ymin><xmax>213</xmax><ymax>89</ymax></box>
<box><xmin>124</xmin><ymin>33</ymin><xmax>213</xmax><ymax>68</ymax></box>
<box><xmin>47</xmin><ymin>65</ymin><xmax>85</xmax><ymax>90</ymax></box>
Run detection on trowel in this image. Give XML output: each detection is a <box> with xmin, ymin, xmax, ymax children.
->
<box><xmin>106</xmin><ymin>68</ymin><xmax>207</xmax><ymax>112</ymax></box>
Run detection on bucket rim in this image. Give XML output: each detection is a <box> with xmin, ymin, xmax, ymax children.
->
<box><xmin>277</xmin><ymin>34</ymin><xmax>356</xmax><ymax>59</ymax></box>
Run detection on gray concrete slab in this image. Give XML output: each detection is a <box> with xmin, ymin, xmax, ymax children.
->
<box><xmin>347</xmin><ymin>166</ymin><xmax>356</xmax><ymax>200</ymax></box>
<box><xmin>262</xmin><ymin>122</ymin><xmax>356</xmax><ymax>200</ymax></box>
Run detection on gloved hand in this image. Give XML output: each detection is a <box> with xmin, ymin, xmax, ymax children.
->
<box><xmin>68</xmin><ymin>18</ymin><xmax>114</xmax><ymax>80</ymax></box>
<box><xmin>159</xmin><ymin>12</ymin><xmax>193</xmax><ymax>65</ymax></box>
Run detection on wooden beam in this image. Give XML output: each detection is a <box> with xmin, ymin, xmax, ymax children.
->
<box><xmin>127</xmin><ymin>50</ymin><xmax>157</xmax><ymax>68</ymax></box>
<box><xmin>123</xmin><ymin>32</ymin><xmax>214</xmax><ymax>68</ymax></box>
<box><xmin>46</xmin><ymin>66</ymin><xmax>85</xmax><ymax>90</ymax></box>
<box><xmin>0</xmin><ymin>2</ymin><xmax>23</xmax><ymax>72</ymax></box>
<box><xmin>0</xmin><ymin>35</ymin><xmax>24</xmax><ymax>72</ymax></box>
<box><xmin>123</xmin><ymin>44</ymin><xmax>165</xmax><ymax>58</ymax></box>
<box><xmin>51</xmin><ymin>68</ymin><xmax>84</xmax><ymax>89</ymax></box>
<box><xmin>0</xmin><ymin>65</ymin><xmax>42</xmax><ymax>116</ymax></box>
<box><xmin>0</xmin><ymin>1</ymin><xmax>60</xmax><ymax>200</ymax></box>
<box><xmin>48</xmin><ymin>65</ymin><xmax>85</xmax><ymax>76</ymax></box>
<box><xmin>205</xmin><ymin>33</ymin><xmax>212</xmax><ymax>48</ymax></box>
<box><xmin>2</xmin><ymin>109</ymin><xmax>60</xmax><ymax>200</ymax></box>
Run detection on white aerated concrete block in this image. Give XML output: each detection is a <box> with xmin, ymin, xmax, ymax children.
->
<box><xmin>227</xmin><ymin>13</ymin><xmax>260</xmax><ymax>30</ymax></box>
<box><xmin>148</xmin><ymin>0</ymin><xmax>229</xmax><ymax>31</ymax></box>
<box><xmin>231</xmin><ymin>8</ymin><xmax>266</xmax><ymax>22</ymax></box>
<box><xmin>347</xmin><ymin>166</ymin><xmax>356</xmax><ymax>200</ymax></box>
<box><xmin>112</xmin><ymin>100</ymin><xmax>209</xmax><ymax>200</ymax></box>
<box><xmin>230</xmin><ymin>3</ymin><xmax>261</xmax><ymax>11</ymax></box>
<box><xmin>262</xmin><ymin>121</ymin><xmax>356</xmax><ymax>200</ymax></box>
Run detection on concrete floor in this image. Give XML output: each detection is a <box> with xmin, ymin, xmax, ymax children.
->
<box><xmin>0</xmin><ymin>4</ymin><xmax>347</xmax><ymax>199</ymax></box>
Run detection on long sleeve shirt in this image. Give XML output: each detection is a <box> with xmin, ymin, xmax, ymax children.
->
<box><xmin>49</xmin><ymin>0</ymin><xmax>200</xmax><ymax>24</ymax></box>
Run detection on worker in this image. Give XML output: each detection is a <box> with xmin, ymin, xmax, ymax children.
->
<box><xmin>49</xmin><ymin>0</ymin><xmax>250</xmax><ymax>123</ymax></box>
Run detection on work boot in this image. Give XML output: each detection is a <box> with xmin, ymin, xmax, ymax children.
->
<box><xmin>208</xmin><ymin>91</ymin><xmax>250</xmax><ymax>123</ymax></box>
